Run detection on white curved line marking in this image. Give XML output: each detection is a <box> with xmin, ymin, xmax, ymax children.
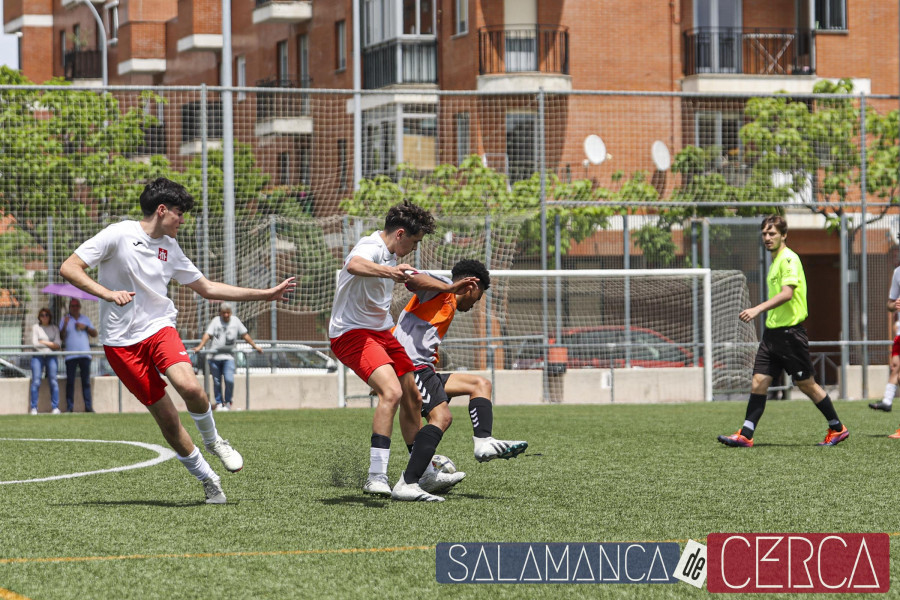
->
<box><xmin>0</xmin><ymin>438</ymin><xmax>177</xmax><ymax>485</ymax></box>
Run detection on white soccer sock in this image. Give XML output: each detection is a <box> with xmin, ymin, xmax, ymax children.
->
<box><xmin>742</xmin><ymin>420</ymin><xmax>756</xmax><ymax>432</ymax></box>
<box><xmin>189</xmin><ymin>407</ymin><xmax>219</xmax><ymax>446</ymax></box>
<box><xmin>883</xmin><ymin>384</ymin><xmax>897</xmax><ymax>406</ymax></box>
<box><xmin>176</xmin><ymin>446</ymin><xmax>216</xmax><ymax>482</ymax></box>
<box><xmin>369</xmin><ymin>447</ymin><xmax>390</xmax><ymax>476</ymax></box>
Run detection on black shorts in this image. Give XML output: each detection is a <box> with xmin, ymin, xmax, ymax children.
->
<box><xmin>413</xmin><ymin>366</ymin><xmax>451</xmax><ymax>417</ymax></box>
<box><xmin>752</xmin><ymin>325</ymin><xmax>815</xmax><ymax>382</ymax></box>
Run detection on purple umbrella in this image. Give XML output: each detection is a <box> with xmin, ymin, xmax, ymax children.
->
<box><xmin>41</xmin><ymin>282</ymin><xmax>100</xmax><ymax>302</ymax></box>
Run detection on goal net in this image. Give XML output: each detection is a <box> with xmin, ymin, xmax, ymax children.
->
<box><xmin>339</xmin><ymin>268</ymin><xmax>757</xmax><ymax>405</ymax></box>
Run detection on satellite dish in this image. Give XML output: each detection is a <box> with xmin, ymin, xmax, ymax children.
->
<box><xmin>584</xmin><ymin>135</ymin><xmax>607</xmax><ymax>166</ymax></box>
<box><xmin>651</xmin><ymin>141</ymin><xmax>671</xmax><ymax>171</ymax></box>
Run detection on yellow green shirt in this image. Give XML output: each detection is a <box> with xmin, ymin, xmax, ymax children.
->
<box><xmin>766</xmin><ymin>246</ymin><xmax>807</xmax><ymax>329</ymax></box>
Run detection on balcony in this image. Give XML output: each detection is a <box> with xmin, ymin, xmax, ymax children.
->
<box><xmin>682</xmin><ymin>27</ymin><xmax>816</xmax><ymax>93</ymax></box>
<box><xmin>477</xmin><ymin>25</ymin><xmax>571</xmax><ymax>93</ymax></box>
<box><xmin>63</xmin><ymin>49</ymin><xmax>102</xmax><ymax>81</ymax></box>
<box><xmin>255</xmin><ymin>78</ymin><xmax>313</xmax><ymax>138</ymax></box>
<box><xmin>362</xmin><ymin>39</ymin><xmax>437</xmax><ymax>89</ymax></box>
<box><xmin>252</xmin><ymin>0</ymin><xmax>312</xmax><ymax>25</ymax></box>
<box><xmin>180</xmin><ymin>100</ymin><xmax>222</xmax><ymax>155</ymax></box>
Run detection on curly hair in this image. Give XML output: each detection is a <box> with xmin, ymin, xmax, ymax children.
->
<box><xmin>761</xmin><ymin>214</ymin><xmax>787</xmax><ymax>235</ymax></box>
<box><xmin>384</xmin><ymin>200</ymin><xmax>435</xmax><ymax>236</ymax></box>
<box><xmin>451</xmin><ymin>259</ymin><xmax>490</xmax><ymax>290</ymax></box>
<box><xmin>139</xmin><ymin>177</ymin><xmax>195</xmax><ymax>216</ymax></box>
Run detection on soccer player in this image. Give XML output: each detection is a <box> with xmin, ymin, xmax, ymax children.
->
<box><xmin>868</xmin><ymin>268</ymin><xmax>900</xmax><ymax>414</ymax></box>
<box><xmin>329</xmin><ymin>200</ymin><xmax>477</xmax><ymax>502</ymax></box>
<box><xmin>393</xmin><ymin>259</ymin><xmax>528</xmax><ymax>493</ymax></box>
<box><xmin>718</xmin><ymin>215</ymin><xmax>849</xmax><ymax>447</ymax></box>
<box><xmin>59</xmin><ymin>177</ymin><xmax>296</xmax><ymax>504</ymax></box>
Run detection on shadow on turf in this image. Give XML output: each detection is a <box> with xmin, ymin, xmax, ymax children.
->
<box><xmin>59</xmin><ymin>499</ymin><xmax>219</xmax><ymax>508</ymax></box>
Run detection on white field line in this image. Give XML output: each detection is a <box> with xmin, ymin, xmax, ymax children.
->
<box><xmin>0</xmin><ymin>438</ymin><xmax>176</xmax><ymax>484</ymax></box>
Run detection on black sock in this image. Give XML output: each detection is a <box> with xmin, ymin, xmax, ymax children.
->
<box><xmin>406</xmin><ymin>443</ymin><xmax>414</xmax><ymax>453</ymax></box>
<box><xmin>371</xmin><ymin>433</ymin><xmax>391</xmax><ymax>450</ymax></box>
<box><xmin>403</xmin><ymin>424</ymin><xmax>443</xmax><ymax>484</ymax></box>
<box><xmin>815</xmin><ymin>395</ymin><xmax>842</xmax><ymax>430</ymax></box>
<box><xmin>469</xmin><ymin>397</ymin><xmax>494</xmax><ymax>438</ymax></box>
<box><xmin>740</xmin><ymin>393</ymin><xmax>767</xmax><ymax>439</ymax></box>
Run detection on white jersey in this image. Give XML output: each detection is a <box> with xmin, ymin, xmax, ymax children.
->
<box><xmin>890</xmin><ymin>266</ymin><xmax>900</xmax><ymax>301</ymax></box>
<box><xmin>328</xmin><ymin>231</ymin><xmax>396</xmax><ymax>338</ymax></box>
<box><xmin>74</xmin><ymin>220</ymin><xmax>203</xmax><ymax>346</ymax></box>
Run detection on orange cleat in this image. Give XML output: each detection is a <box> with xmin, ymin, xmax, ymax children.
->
<box><xmin>717</xmin><ymin>431</ymin><xmax>753</xmax><ymax>447</ymax></box>
<box><xmin>818</xmin><ymin>425</ymin><xmax>849</xmax><ymax>446</ymax></box>
<box><xmin>888</xmin><ymin>428</ymin><xmax>900</xmax><ymax>439</ymax></box>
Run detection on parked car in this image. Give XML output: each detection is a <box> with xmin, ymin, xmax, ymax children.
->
<box><xmin>233</xmin><ymin>343</ymin><xmax>337</xmax><ymax>374</ymax></box>
<box><xmin>510</xmin><ymin>326</ymin><xmax>697</xmax><ymax>370</ymax></box>
<box><xmin>0</xmin><ymin>357</ymin><xmax>30</xmax><ymax>378</ymax></box>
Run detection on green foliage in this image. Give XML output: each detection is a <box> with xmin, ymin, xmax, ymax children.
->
<box><xmin>634</xmin><ymin>223</ymin><xmax>680</xmax><ymax>266</ymax></box>
<box><xmin>344</xmin><ymin>155</ymin><xmax>617</xmax><ymax>257</ymax></box>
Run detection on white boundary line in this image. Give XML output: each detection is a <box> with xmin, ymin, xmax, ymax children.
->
<box><xmin>0</xmin><ymin>438</ymin><xmax>176</xmax><ymax>485</ymax></box>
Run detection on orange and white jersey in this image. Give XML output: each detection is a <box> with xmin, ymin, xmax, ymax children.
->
<box><xmin>392</xmin><ymin>272</ymin><xmax>456</xmax><ymax>368</ymax></box>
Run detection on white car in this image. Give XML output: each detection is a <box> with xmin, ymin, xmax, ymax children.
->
<box><xmin>232</xmin><ymin>342</ymin><xmax>337</xmax><ymax>374</ymax></box>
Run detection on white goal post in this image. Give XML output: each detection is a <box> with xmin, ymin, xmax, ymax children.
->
<box><xmin>337</xmin><ymin>268</ymin><xmax>757</xmax><ymax>406</ymax></box>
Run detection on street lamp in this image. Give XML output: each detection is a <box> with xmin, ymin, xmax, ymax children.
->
<box><xmin>80</xmin><ymin>0</ymin><xmax>107</xmax><ymax>87</ymax></box>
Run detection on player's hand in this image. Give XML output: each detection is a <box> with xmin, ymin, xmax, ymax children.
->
<box><xmin>269</xmin><ymin>277</ymin><xmax>297</xmax><ymax>302</ymax></box>
<box><xmin>739</xmin><ymin>307</ymin><xmax>761</xmax><ymax>323</ymax></box>
<box><xmin>255</xmin><ymin>346</ymin><xmax>264</xmax><ymax>354</ymax></box>
<box><xmin>894</xmin><ymin>298</ymin><xmax>900</xmax><ymax>312</ymax></box>
<box><xmin>449</xmin><ymin>276</ymin><xmax>479</xmax><ymax>294</ymax></box>
<box><xmin>107</xmin><ymin>291</ymin><xmax>136</xmax><ymax>306</ymax></box>
<box><xmin>390</xmin><ymin>264</ymin><xmax>415</xmax><ymax>283</ymax></box>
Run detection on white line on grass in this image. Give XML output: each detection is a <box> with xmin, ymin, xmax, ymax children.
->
<box><xmin>0</xmin><ymin>438</ymin><xmax>176</xmax><ymax>485</ymax></box>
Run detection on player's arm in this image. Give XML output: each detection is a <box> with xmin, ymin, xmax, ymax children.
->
<box><xmin>346</xmin><ymin>256</ymin><xmax>411</xmax><ymax>282</ymax></box>
<box><xmin>242</xmin><ymin>333</ymin><xmax>264</xmax><ymax>353</ymax></box>
<box><xmin>889</xmin><ymin>298</ymin><xmax>899</xmax><ymax>312</ymax></box>
<box><xmin>185</xmin><ymin>276</ymin><xmax>296</xmax><ymax>302</ymax></box>
<box><xmin>60</xmin><ymin>254</ymin><xmax>135</xmax><ymax>306</ymax></box>
<box><xmin>406</xmin><ymin>273</ymin><xmax>479</xmax><ymax>294</ymax></box>
<box><xmin>739</xmin><ymin>285</ymin><xmax>794</xmax><ymax>323</ymax></box>
<box><xmin>192</xmin><ymin>333</ymin><xmax>211</xmax><ymax>353</ymax></box>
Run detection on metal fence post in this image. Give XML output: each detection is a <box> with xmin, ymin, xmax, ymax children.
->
<box><xmin>201</xmin><ymin>84</ymin><xmax>210</xmax><ymax>329</ymax></box>
<box><xmin>538</xmin><ymin>87</ymin><xmax>549</xmax><ymax>402</ymax></box>
<box><xmin>840</xmin><ymin>212</ymin><xmax>849</xmax><ymax>399</ymax></box>
<box><xmin>860</xmin><ymin>93</ymin><xmax>869</xmax><ymax>399</ymax></box>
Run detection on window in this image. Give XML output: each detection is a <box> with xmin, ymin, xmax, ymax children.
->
<box><xmin>403</xmin><ymin>0</ymin><xmax>434</xmax><ymax>35</ymax></box>
<box><xmin>456</xmin><ymin>112</ymin><xmax>470</xmax><ymax>165</ymax></box>
<box><xmin>455</xmin><ymin>0</ymin><xmax>468</xmax><ymax>35</ymax></box>
<box><xmin>299</xmin><ymin>139</ymin><xmax>311</xmax><ymax>185</ymax></box>
<box><xmin>60</xmin><ymin>31</ymin><xmax>67</xmax><ymax>68</ymax></box>
<box><xmin>297</xmin><ymin>34</ymin><xmax>309</xmax><ymax>85</ymax></box>
<box><xmin>362</xmin><ymin>103</ymin><xmax>437</xmax><ymax>177</ymax></box>
<box><xmin>363</xmin><ymin>0</ymin><xmax>397</xmax><ymax>47</ymax></box>
<box><xmin>696</xmin><ymin>111</ymin><xmax>741</xmax><ymax>165</ymax></box>
<box><xmin>338</xmin><ymin>139</ymin><xmax>348</xmax><ymax>190</ymax></box>
<box><xmin>277</xmin><ymin>40</ymin><xmax>289</xmax><ymax>82</ymax></box>
<box><xmin>506</xmin><ymin>112</ymin><xmax>536</xmax><ymax>182</ymax></box>
<box><xmin>335</xmin><ymin>21</ymin><xmax>346</xmax><ymax>70</ymax></box>
<box><xmin>279</xmin><ymin>152</ymin><xmax>290</xmax><ymax>185</ymax></box>
<box><xmin>815</xmin><ymin>0</ymin><xmax>846</xmax><ymax>30</ymax></box>
<box><xmin>236</xmin><ymin>56</ymin><xmax>246</xmax><ymax>101</ymax></box>
<box><xmin>105</xmin><ymin>2</ymin><xmax>119</xmax><ymax>45</ymax></box>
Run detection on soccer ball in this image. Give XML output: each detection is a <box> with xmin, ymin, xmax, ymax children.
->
<box><xmin>431</xmin><ymin>454</ymin><xmax>457</xmax><ymax>474</ymax></box>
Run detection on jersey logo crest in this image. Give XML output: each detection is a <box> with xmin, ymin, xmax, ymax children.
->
<box><xmin>158</xmin><ymin>249</ymin><xmax>168</xmax><ymax>262</ymax></box>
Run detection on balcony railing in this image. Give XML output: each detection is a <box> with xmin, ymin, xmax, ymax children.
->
<box><xmin>362</xmin><ymin>39</ymin><xmax>437</xmax><ymax>89</ymax></box>
<box><xmin>683</xmin><ymin>27</ymin><xmax>814</xmax><ymax>76</ymax></box>
<box><xmin>478</xmin><ymin>25</ymin><xmax>569</xmax><ymax>75</ymax></box>
<box><xmin>181</xmin><ymin>101</ymin><xmax>223</xmax><ymax>142</ymax></box>
<box><xmin>256</xmin><ymin>78</ymin><xmax>312</xmax><ymax>121</ymax></box>
<box><xmin>63</xmin><ymin>49</ymin><xmax>103</xmax><ymax>80</ymax></box>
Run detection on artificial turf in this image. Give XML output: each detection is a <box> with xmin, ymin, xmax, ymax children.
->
<box><xmin>1</xmin><ymin>399</ymin><xmax>898</xmax><ymax>599</ymax></box>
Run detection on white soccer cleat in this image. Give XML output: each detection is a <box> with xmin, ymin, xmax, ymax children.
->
<box><xmin>202</xmin><ymin>475</ymin><xmax>227</xmax><ymax>504</ymax></box>
<box><xmin>474</xmin><ymin>437</ymin><xmax>529</xmax><ymax>463</ymax></box>
<box><xmin>363</xmin><ymin>473</ymin><xmax>392</xmax><ymax>497</ymax></box>
<box><xmin>419</xmin><ymin>468</ymin><xmax>466</xmax><ymax>494</ymax></box>
<box><xmin>205</xmin><ymin>436</ymin><xmax>244</xmax><ymax>473</ymax></box>
<box><xmin>391</xmin><ymin>478</ymin><xmax>444</xmax><ymax>502</ymax></box>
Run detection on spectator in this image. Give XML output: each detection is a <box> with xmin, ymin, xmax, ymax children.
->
<box><xmin>30</xmin><ymin>307</ymin><xmax>61</xmax><ymax>415</ymax></box>
<box><xmin>60</xmin><ymin>298</ymin><xmax>98</xmax><ymax>412</ymax></box>
<box><xmin>192</xmin><ymin>303</ymin><xmax>263</xmax><ymax>411</ymax></box>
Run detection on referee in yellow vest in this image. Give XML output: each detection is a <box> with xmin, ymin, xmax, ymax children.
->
<box><xmin>718</xmin><ymin>215</ymin><xmax>849</xmax><ymax>447</ymax></box>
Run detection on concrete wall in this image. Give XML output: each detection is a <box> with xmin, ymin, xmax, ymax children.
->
<box><xmin>5</xmin><ymin>366</ymin><xmax>707</xmax><ymax>415</ymax></box>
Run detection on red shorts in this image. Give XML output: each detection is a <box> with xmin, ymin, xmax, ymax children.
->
<box><xmin>892</xmin><ymin>335</ymin><xmax>900</xmax><ymax>358</ymax></box>
<box><xmin>330</xmin><ymin>328</ymin><xmax>414</xmax><ymax>383</ymax></box>
<box><xmin>103</xmin><ymin>327</ymin><xmax>192</xmax><ymax>406</ymax></box>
